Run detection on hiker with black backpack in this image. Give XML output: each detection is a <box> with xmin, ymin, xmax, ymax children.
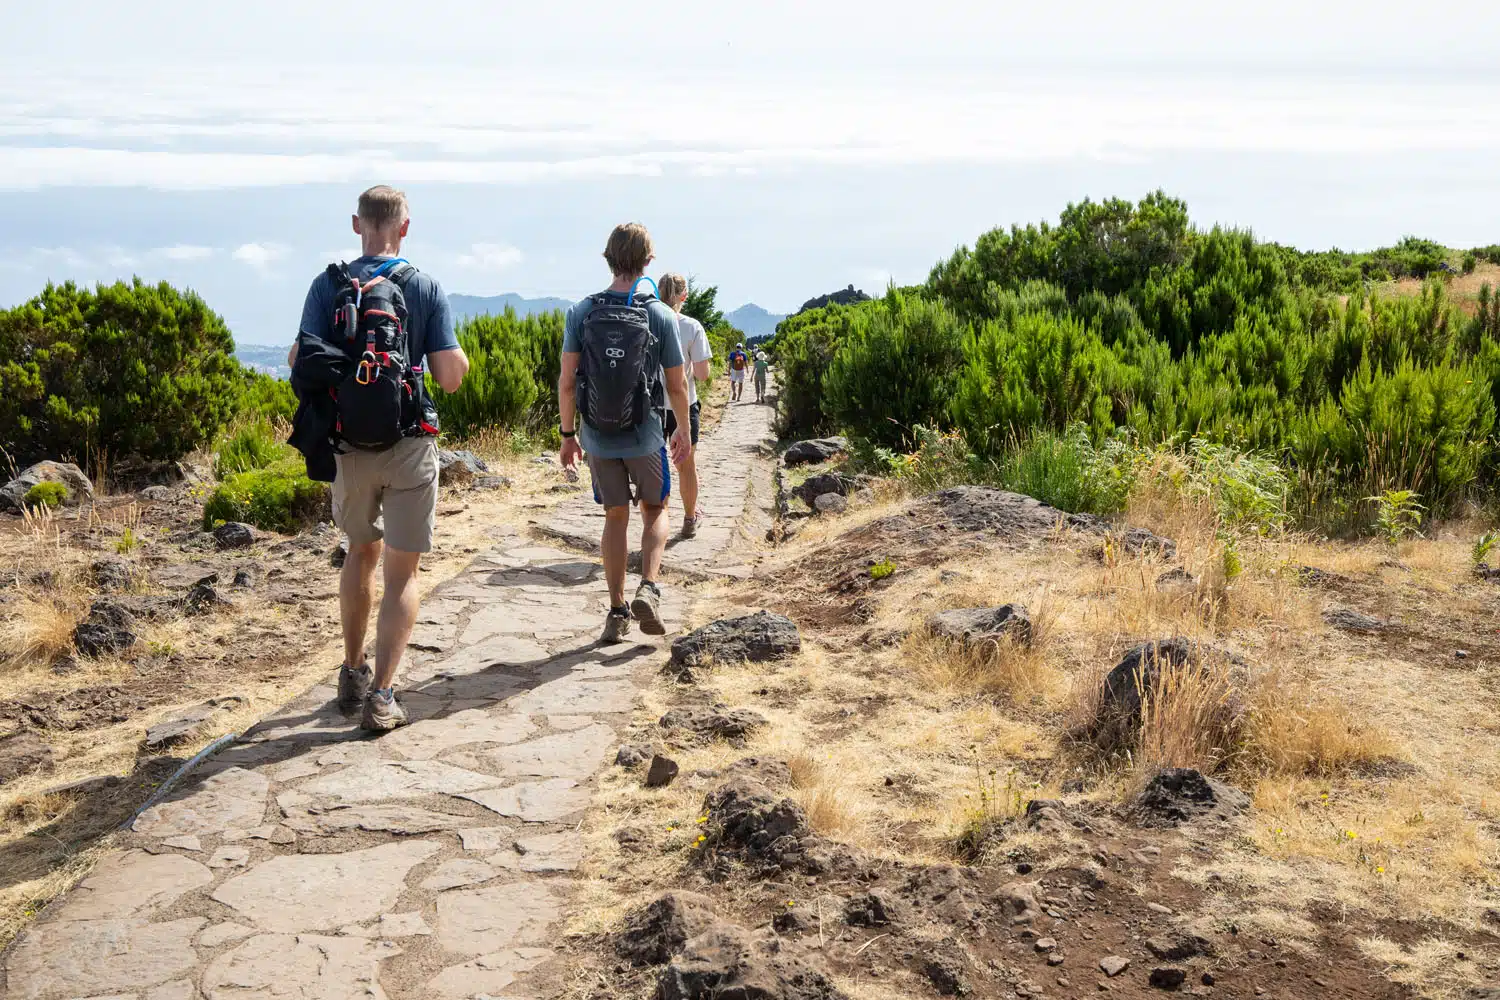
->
<box><xmin>558</xmin><ymin>223</ymin><xmax>692</xmax><ymax>642</ymax></box>
<box><xmin>288</xmin><ymin>185</ymin><xmax>469</xmax><ymax>731</ymax></box>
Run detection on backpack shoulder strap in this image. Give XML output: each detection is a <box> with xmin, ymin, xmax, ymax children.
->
<box><xmin>384</xmin><ymin>262</ymin><xmax>419</xmax><ymax>289</ymax></box>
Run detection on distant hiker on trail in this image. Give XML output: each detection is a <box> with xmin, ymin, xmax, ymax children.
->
<box><xmin>288</xmin><ymin>185</ymin><xmax>469</xmax><ymax>732</ymax></box>
<box><xmin>753</xmin><ymin>349</ymin><xmax>770</xmax><ymax>403</ymax></box>
<box><xmin>727</xmin><ymin>343</ymin><xmax>749</xmax><ymax>401</ymax></box>
<box><xmin>559</xmin><ymin>223</ymin><xmax>692</xmax><ymax>642</ymax></box>
<box><xmin>658</xmin><ymin>272</ymin><xmax>713</xmax><ymax>539</ymax></box>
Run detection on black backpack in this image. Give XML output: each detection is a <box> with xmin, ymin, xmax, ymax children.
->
<box><xmin>576</xmin><ymin>285</ymin><xmax>662</xmax><ymax>434</ymax></box>
<box><xmin>326</xmin><ymin>259</ymin><xmax>439</xmax><ymax>449</ymax></box>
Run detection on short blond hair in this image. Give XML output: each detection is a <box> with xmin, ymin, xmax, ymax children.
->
<box><xmin>357</xmin><ymin>185</ymin><xmax>409</xmax><ymax>230</ymax></box>
<box><xmin>603</xmin><ymin>223</ymin><xmax>654</xmax><ymax>277</ymax></box>
<box><xmin>658</xmin><ymin>272</ymin><xmax>688</xmax><ymax>303</ymax></box>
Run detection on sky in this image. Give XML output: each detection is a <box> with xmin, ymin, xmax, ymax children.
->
<box><xmin>3</xmin><ymin>1</ymin><xmax>1499</xmax><ymax>345</ymax></box>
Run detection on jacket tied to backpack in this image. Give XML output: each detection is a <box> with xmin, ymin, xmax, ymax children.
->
<box><xmin>290</xmin><ymin>259</ymin><xmax>440</xmax><ymax>480</ymax></box>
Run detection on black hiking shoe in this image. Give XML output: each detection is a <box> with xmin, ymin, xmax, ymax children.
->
<box><xmin>631</xmin><ymin>580</ymin><xmax>666</xmax><ymax>636</ymax></box>
<box><xmin>337</xmin><ymin>662</ymin><xmax>372</xmax><ymax>715</ymax></box>
<box><xmin>601</xmin><ymin>605</ymin><xmax>633</xmax><ymax>643</ymax></box>
<box><xmin>680</xmin><ymin>513</ymin><xmax>700</xmax><ymax>540</ymax></box>
<box><xmin>360</xmin><ymin>689</ymin><xmax>409</xmax><ymax>732</ymax></box>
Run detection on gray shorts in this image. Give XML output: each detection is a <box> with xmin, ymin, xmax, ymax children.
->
<box><xmin>333</xmin><ymin>436</ymin><xmax>439</xmax><ymax>553</ymax></box>
<box><xmin>589</xmin><ymin>448</ymin><xmax>670</xmax><ymax>508</ymax></box>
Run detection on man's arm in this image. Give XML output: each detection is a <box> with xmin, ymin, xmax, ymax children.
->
<box><xmin>692</xmin><ymin>360</ymin><xmax>711</xmax><ymax>381</ymax></box>
<box><xmin>428</xmin><ymin>347</ymin><xmax>469</xmax><ymax>392</ymax></box>
<box><xmin>663</xmin><ymin>363</ymin><xmax>691</xmax><ymax>463</ymax></box>
<box><xmin>287</xmin><ymin>342</ymin><xmax>299</xmax><ymax>367</ymax></box>
<box><xmin>558</xmin><ymin>351</ymin><xmax>582</xmax><ymax>470</ymax></box>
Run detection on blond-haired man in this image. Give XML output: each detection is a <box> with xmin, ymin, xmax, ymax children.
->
<box><xmin>657</xmin><ymin>272</ymin><xmax>713</xmax><ymax>537</ymax></box>
<box><xmin>559</xmin><ymin>224</ymin><xmax>692</xmax><ymax>641</ymax></box>
<box><xmin>289</xmin><ymin>185</ymin><xmax>469</xmax><ymax>731</ymax></box>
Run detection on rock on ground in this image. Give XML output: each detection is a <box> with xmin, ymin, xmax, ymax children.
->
<box><xmin>669</xmin><ymin>611</ymin><xmax>802</xmax><ymax>674</ymax></box>
<box><xmin>657</xmin><ymin>923</ymin><xmax>848</xmax><ymax>1000</ymax></box>
<box><xmin>1085</xmin><ymin>638</ymin><xmax>1248</xmax><ymax>747</ymax></box>
<box><xmin>0</xmin><ymin>460</ymin><xmax>94</xmax><ymax>511</ymax></box>
<box><xmin>0</xmin><ymin>731</ymin><xmax>54</xmax><ymax>784</ymax></box>
<box><xmin>928</xmin><ymin>604</ymin><xmax>1032</xmax><ymax>647</ymax></box>
<box><xmin>783</xmin><ymin>437</ymin><xmax>848</xmax><ymax>466</ymax></box>
<box><xmin>794</xmin><ymin>472</ymin><xmax>853</xmax><ymax>506</ymax></box>
<box><xmin>213</xmin><ymin>522</ymin><xmax>257</xmax><ymax>550</ymax></box>
<box><xmin>813</xmin><ymin>493</ymin><xmax>848</xmax><ymax>515</ymax></box>
<box><xmin>1131</xmin><ymin>767</ymin><xmax>1250</xmax><ymax>827</ymax></box>
<box><xmin>616</xmin><ymin>891</ymin><xmax>719</xmax><ymax>966</ymax></box>
<box><xmin>660</xmin><ymin>707</ymin><xmax>769</xmax><ymax>743</ymax></box>
<box><xmin>1323</xmin><ymin>607</ymin><xmax>1387</xmax><ymax>632</ymax></box>
<box><xmin>438</xmin><ymin>449</ymin><xmax>489</xmax><ymax>485</ymax></box>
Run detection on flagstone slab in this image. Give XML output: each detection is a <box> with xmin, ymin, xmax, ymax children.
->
<box><xmin>376</xmin><ymin>708</ymin><xmax>539</xmax><ymax>760</ymax></box>
<box><xmin>5</xmin><ymin>917</ymin><xmax>205</xmax><ymax>1000</ymax></box>
<box><xmin>486</xmin><ymin>724</ymin><xmax>615</xmax><ymax>779</ymax></box>
<box><xmin>434</xmin><ymin>882</ymin><xmax>561</xmax><ymax>957</ymax></box>
<box><xmin>421</xmin><ymin>858</ymin><xmax>498</xmax><ymax>891</ymax></box>
<box><xmin>49</xmin><ymin>850</ymin><xmax>212</xmax><ymax>921</ymax></box>
<box><xmin>460</xmin><ymin>779</ymin><xmax>589</xmax><ymax>823</ymax></box>
<box><xmin>425</xmin><ymin>947</ymin><xmax>553</xmax><ymax>1000</ymax></box>
<box><xmin>458</xmin><ymin>826</ymin><xmax>517</xmax><ymax>852</ymax></box>
<box><xmin>201</xmin><ymin>934</ymin><xmax>400</xmax><ymax>1000</ymax></box>
<box><xmin>146</xmin><ymin>981</ymin><xmax>193</xmax><ymax>1000</ymax></box>
<box><xmin>281</xmin><ymin>803</ymin><xmax>479</xmax><ymax>836</ymax></box>
<box><xmin>281</xmin><ymin>759</ymin><xmax>504</xmax><ymax>807</ymax></box>
<box><xmin>198</xmin><ymin>922</ymin><xmax>256</xmax><ymax>948</ymax></box>
<box><xmin>507</xmin><ymin>678</ymin><xmax>637</xmax><ymax>715</ymax></box>
<box><xmin>212</xmin><ymin>840</ymin><xmax>439</xmax><ymax>932</ymax></box>
<box><xmin>133</xmin><ymin>767</ymin><xmax>270</xmax><ymax>839</ymax></box>
<box><xmin>491</xmin><ymin>832</ymin><xmax>583</xmax><ymax>873</ymax></box>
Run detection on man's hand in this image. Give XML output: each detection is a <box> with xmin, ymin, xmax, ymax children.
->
<box><xmin>669</xmin><ymin>425</ymin><xmax>691</xmax><ymax>466</ymax></box>
<box><xmin>560</xmin><ymin>436</ymin><xmax>584</xmax><ymax>471</ymax></box>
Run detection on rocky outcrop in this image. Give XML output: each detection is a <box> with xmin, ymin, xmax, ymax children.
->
<box><xmin>783</xmin><ymin>438</ymin><xmax>849</xmax><ymax>467</ymax></box>
<box><xmin>1083</xmin><ymin>639</ymin><xmax>1248</xmax><ymax>749</ymax></box>
<box><xmin>1131</xmin><ymin>767</ymin><xmax>1250</xmax><ymax>827</ymax></box>
<box><xmin>660</xmin><ymin>707</ymin><xmax>769</xmax><ymax>744</ymax></box>
<box><xmin>797</xmin><ymin>285</ymin><xmax>871</xmax><ymax>314</ymax></box>
<box><xmin>437</xmin><ymin>449</ymin><xmax>489</xmax><ymax>486</ymax></box>
<box><xmin>928</xmin><ymin>604</ymin><xmax>1032</xmax><ymax>648</ymax></box>
<box><xmin>0</xmin><ymin>461</ymin><xmax>93</xmax><ymax>511</ymax></box>
<box><xmin>213</xmin><ymin>522</ymin><xmax>257</xmax><ymax>550</ymax></box>
<box><xmin>657</xmin><ymin>923</ymin><xmax>847</xmax><ymax>1000</ymax></box>
<box><xmin>669</xmin><ymin>612</ymin><xmax>801</xmax><ymax>676</ymax></box>
<box><xmin>616</xmin><ymin>891</ymin><xmax>719</xmax><ymax>966</ymax></box>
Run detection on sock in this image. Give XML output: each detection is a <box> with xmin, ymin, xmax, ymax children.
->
<box><xmin>375</xmin><ymin>688</ymin><xmax>394</xmax><ymax>702</ymax></box>
<box><xmin>610</xmin><ymin>604</ymin><xmax>630</xmax><ymax>616</ymax></box>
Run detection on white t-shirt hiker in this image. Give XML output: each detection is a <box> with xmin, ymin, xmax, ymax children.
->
<box><xmin>676</xmin><ymin>314</ymin><xmax>713</xmax><ymax>405</ymax></box>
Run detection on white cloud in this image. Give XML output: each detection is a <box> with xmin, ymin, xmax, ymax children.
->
<box><xmin>455</xmin><ymin>243</ymin><xmax>524</xmax><ymax>272</ymax></box>
<box><xmin>232</xmin><ymin>242</ymin><xmax>290</xmax><ymax>270</ymax></box>
<box><xmin>155</xmin><ymin>244</ymin><xmax>215</xmax><ymax>260</ymax></box>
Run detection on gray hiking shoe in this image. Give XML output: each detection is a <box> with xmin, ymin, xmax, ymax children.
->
<box><xmin>680</xmin><ymin>513</ymin><xmax>700</xmax><ymax>539</ymax></box>
<box><xmin>631</xmin><ymin>581</ymin><xmax>666</xmax><ymax>636</ymax></box>
<box><xmin>337</xmin><ymin>662</ymin><xmax>371</xmax><ymax>715</ymax></box>
<box><xmin>601</xmin><ymin>606</ymin><xmax>633</xmax><ymax>643</ymax></box>
<box><xmin>360</xmin><ymin>689</ymin><xmax>409</xmax><ymax>732</ymax></box>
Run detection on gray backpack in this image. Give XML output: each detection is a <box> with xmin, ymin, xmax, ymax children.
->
<box><xmin>576</xmin><ymin>282</ymin><xmax>661</xmax><ymax>433</ymax></box>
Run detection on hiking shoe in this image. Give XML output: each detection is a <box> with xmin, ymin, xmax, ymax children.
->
<box><xmin>631</xmin><ymin>581</ymin><xmax>666</xmax><ymax>636</ymax></box>
<box><xmin>337</xmin><ymin>662</ymin><xmax>372</xmax><ymax>714</ymax></box>
<box><xmin>601</xmin><ymin>605</ymin><xmax>633</xmax><ymax>643</ymax></box>
<box><xmin>680</xmin><ymin>514</ymin><xmax>700</xmax><ymax>539</ymax></box>
<box><xmin>360</xmin><ymin>689</ymin><xmax>409</xmax><ymax>732</ymax></box>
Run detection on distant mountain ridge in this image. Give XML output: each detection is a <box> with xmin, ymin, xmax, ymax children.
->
<box><xmin>724</xmin><ymin>303</ymin><xmax>786</xmax><ymax>338</ymax></box>
<box><xmin>449</xmin><ymin>293</ymin><xmax>576</xmax><ymax>318</ymax></box>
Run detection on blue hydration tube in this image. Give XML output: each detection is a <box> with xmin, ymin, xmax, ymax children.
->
<box><xmin>626</xmin><ymin>276</ymin><xmax>659</xmax><ymax>305</ymax></box>
<box><xmin>370</xmin><ymin>257</ymin><xmax>409</xmax><ymax>277</ymax></box>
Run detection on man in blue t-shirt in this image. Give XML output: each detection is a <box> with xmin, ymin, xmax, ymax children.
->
<box><xmin>287</xmin><ymin>185</ymin><xmax>469</xmax><ymax>732</ymax></box>
<box><xmin>559</xmin><ymin>223</ymin><xmax>691</xmax><ymax>642</ymax></box>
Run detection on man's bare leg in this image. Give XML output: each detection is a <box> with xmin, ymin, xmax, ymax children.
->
<box><xmin>372</xmin><ymin>547</ymin><xmax>422</xmax><ymax>691</ymax></box>
<box><xmin>678</xmin><ymin>449</ymin><xmax>699</xmax><ymax>522</ymax></box>
<box><xmin>602</xmin><ymin>505</ymin><xmax>631</xmax><ymax>607</ymax></box>
<box><xmin>639</xmin><ymin>502</ymin><xmax>668</xmax><ymax>582</ymax></box>
<box><xmin>341</xmin><ymin>539</ymin><xmax>382</xmax><ymax>668</ymax></box>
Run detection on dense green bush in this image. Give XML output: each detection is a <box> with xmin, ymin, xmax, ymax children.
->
<box><xmin>0</xmin><ymin>279</ymin><xmax>245</xmax><ymax>464</ymax></box>
<box><xmin>824</xmin><ymin>292</ymin><xmax>965</xmax><ymax>450</ymax></box>
<box><xmin>429</xmin><ymin>310</ymin><xmax>551</xmax><ymax>438</ymax></box>
<box><xmin>202</xmin><ymin>457</ymin><xmax>329</xmax><ymax>533</ymax></box>
<box><xmin>22</xmin><ymin>481</ymin><xmax>67</xmax><ymax>510</ymax></box>
<box><xmin>771</xmin><ymin>301</ymin><xmax>864</xmax><ymax>438</ymax></box>
<box><xmin>995</xmin><ymin>426</ymin><xmax>1136</xmax><ymax>515</ymax></box>
<box><xmin>240</xmin><ymin>370</ymin><xmax>297</xmax><ymax>422</ymax></box>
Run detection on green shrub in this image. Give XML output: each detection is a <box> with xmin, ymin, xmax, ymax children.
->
<box><xmin>22</xmin><ymin>481</ymin><xmax>67</xmax><ymax>510</ymax></box>
<box><xmin>772</xmin><ymin>302</ymin><xmax>863</xmax><ymax>439</ymax></box>
<box><xmin>0</xmin><ymin>279</ymin><xmax>244</xmax><ymax>464</ymax></box>
<box><xmin>1463</xmin><ymin>252</ymin><xmax>1479</xmax><ymax>275</ymax></box>
<box><xmin>214</xmin><ymin>421</ymin><xmax>285</xmax><ymax>479</ymax></box>
<box><xmin>202</xmin><ymin>458</ymin><xmax>329</xmax><ymax>533</ymax></box>
<box><xmin>995</xmin><ymin>425</ymin><xmax>1136</xmax><ymax>515</ymax></box>
<box><xmin>824</xmin><ymin>292</ymin><xmax>966</xmax><ymax>450</ymax></box>
<box><xmin>1368</xmin><ymin>489</ymin><xmax>1425</xmax><ymax>545</ymax></box>
<box><xmin>240</xmin><ymin>370</ymin><xmax>297</xmax><ymax>422</ymax></box>
<box><xmin>430</xmin><ymin>310</ymin><xmax>544</xmax><ymax>437</ymax></box>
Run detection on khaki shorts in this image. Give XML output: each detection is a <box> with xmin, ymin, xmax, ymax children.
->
<box><xmin>333</xmin><ymin>436</ymin><xmax>439</xmax><ymax>553</ymax></box>
<box><xmin>589</xmin><ymin>448</ymin><xmax>670</xmax><ymax>508</ymax></box>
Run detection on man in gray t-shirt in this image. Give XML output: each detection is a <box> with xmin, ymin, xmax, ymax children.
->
<box><xmin>559</xmin><ymin>223</ymin><xmax>691</xmax><ymax>643</ymax></box>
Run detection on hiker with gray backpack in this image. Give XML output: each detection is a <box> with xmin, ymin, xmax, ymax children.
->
<box><xmin>558</xmin><ymin>223</ymin><xmax>692</xmax><ymax>642</ymax></box>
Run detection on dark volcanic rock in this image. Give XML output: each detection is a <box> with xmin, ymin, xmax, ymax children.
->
<box><xmin>660</xmin><ymin>707</ymin><xmax>769</xmax><ymax>743</ymax></box>
<box><xmin>1089</xmin><ymin>638</ymin><xmax>1248</xmax><ymax>743</ymax></box>
<box><xmin>1132</xmin><ymin>767</ymin><xmax>1250</xmax><ymax>827</ymax></box>
<box><xmin>616</xmin><ymin>891</ymin><xmax>719</xmax><ymax>966</ymax></box>
<box><xmin>473</xmin><ymin>475</ymin><xmax>511</xmax><ymax>491</ymax></box>
<box><xmin>437</xmin><ymin>448</ymin><xmax>489</xmax><ymax>486</ymax></box>
<box><xmin>923</xmin><ymin>952</ymin><xmax>971</xmax><ymax>996</ymax></box>
<box><xmin>0</xmin><ymin>461</ymin><xmax>93</xmax><ymax>511</ymax></box>
<box><xmin>90</xmin><ymin>558</ymin><xmax>135</xmax><ymax>592</ymax></box>
<box><xmin>928</xmin><ymin>604</ymin><xmax>1032</xmax><ymax>648</ymax></box>
<box><xmin>646</xmin><ymin>754</ymin><xmax>681</xmax><ymax>788</ymax></box>
<box><xmin>812</xmin><ymin>493</ymin><xmax>848</xmax><ymax>515</ymax></box>
<box><xmin>1149</xmin><ymin>967</ymin><xmax>1188</xmax><ymax>991</ymax></box>
<box><xmin>615</xmin><ymin>745</ymin><xmax>650</xmax><ymax>768</ymax></box>
<box><xmin>73</xmin><ymin>622</ymin><xmax>136</xmax><ymax>658</ymax></box>
<box><xmin>213</xmin><ymin>522</ymin><xmax>257</xmax><ymax>550</ymax></box>
<box><xmin>795</xmin><ymin>472</ymin><xmax>852</xmax><ymax>505</ymax></box>
<box><xmin>330</xmin><ymin>537</ymin><xmax>349</xmax><ymax>569</ymax></box>
<box><xmin>1323</xmin><ymin>607</ymin><xmax>1387</xmax><ymax>633</ymax></box>
<box><xmin>843</xmin><ymin>890</ymin><xmax>899</xmax><ymax>927</ymax></box>
<box><xmin>783</xmin><ymin>438</ymin><xmax>849</xmax><ymax>467</ymax></box>
<box><xmin>657</xmin><ymin>923</ymin><xmax>847</xmax><ymax>1000</ymax></box>
<box><xmin>703</xmin><ymin>778</ymin><xmax>810</xmax><ymax>858</ymax></box>
<box><xmin>669</xmin><ymin>611</ymin><xmax>801</xmax><ymax>674</ymax></box>
<box><xmin>0</xmin><ymin>731</ymin><xmax>54</xmax><ymax>785</ymax></box>
<box><xmin>1146</xmin><ymin>931</ymin><xmax>1214</xmax><ymax>961</ymax></box>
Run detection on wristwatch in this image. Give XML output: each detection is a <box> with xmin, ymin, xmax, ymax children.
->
<box><xmin>560</xmin><ymin>428</ymin><xmax>576</xmax><ymax>438</ymax></box>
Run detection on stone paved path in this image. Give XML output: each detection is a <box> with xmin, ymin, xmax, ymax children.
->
<box><xmin>1</xmin><ymin>394</ymin><xmax>777</xmax><ymax>1000</ymax></box>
